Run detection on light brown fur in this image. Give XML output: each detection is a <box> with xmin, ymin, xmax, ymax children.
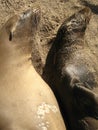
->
<box><xmin>0</xmin><ymin>9</ymin><xmax>66</xmax><ymax>130</ymax></box>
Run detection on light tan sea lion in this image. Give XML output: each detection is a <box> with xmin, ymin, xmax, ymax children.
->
<box><xmin>0</xmin><ymin>9</ymin><xmax>66</xmax><ymax>130</ymax></box>
<box><xmin>43</xmin><ymin>7</ymin><xmax>98</xmax><ymax>130</ymax></box>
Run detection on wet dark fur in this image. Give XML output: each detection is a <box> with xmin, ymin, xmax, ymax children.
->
<box><xmin>42</xmin><ymin>7</ymin><xmax>98</xmax><ymax>130</ymax></box>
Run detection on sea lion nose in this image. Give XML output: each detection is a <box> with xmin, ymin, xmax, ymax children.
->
<box><xmin>21</xmin><ymin>9</ymin><xmax>33</xmax><ymax>19</ymax></box>
<box><xmin>20</xmin><ymin>8</ymin><xmax>41</xmax><ymax>26</ymax></box>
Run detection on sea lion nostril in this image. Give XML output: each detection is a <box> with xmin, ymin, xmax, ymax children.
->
<box><xmin>21</xmin><ymin>10</ymin><xmax>32</xmax><ymax>19</ymax></box>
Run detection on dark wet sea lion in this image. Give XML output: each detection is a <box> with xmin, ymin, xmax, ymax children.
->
<box><xmin>43</xmin><ymin>7</ymin><xmax>98</xmax><ymax>130</ymax></box>
<box><xmin>0</xmin><ymin>9</ymin><xmax>66</xmax><ymax>130</ymax></box>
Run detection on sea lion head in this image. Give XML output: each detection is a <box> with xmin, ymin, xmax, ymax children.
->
<box><xmin>0</xmin><ymin>8</ymin><xmax>41</xmax><ymax>43</ymax></box>
<box><xmin>0</xmin><ymin>8</ymin><xmax>41</xmax><ymax>66</ymax></box>
<box><xmin>7</xmin><ymin>8</ymin><xmax>41</xmax><ymax>41</ymax></box>
<box><xmin>0</xmin><ymin>8</ymin><xmax>41</xmax><ymax>53</ymax></box>
<box><xmin>56</xmin><ymin>7</ymin><xmax>91</xmax><ymax>44</ymax></box>
<box><xmin>65</xmin><ymin>7</ymin><xmax>91</xmax><ymax>33</ymax></box>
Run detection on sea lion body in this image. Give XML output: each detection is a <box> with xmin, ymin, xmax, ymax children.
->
<box><xmin>43</xmin><ymin>7</ymin><xmax>98</xmax><ymax>130</ymax></box>
<box><xmin>0</xmin><ymin>9</ymin><xmax>66</xmax><ymax>130</ymax></box>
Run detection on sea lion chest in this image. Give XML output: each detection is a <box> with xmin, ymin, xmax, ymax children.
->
<box><xmin>0</xmin><ymin>67</ymin><xmax>41</xmax><ymax>130</ymax></box>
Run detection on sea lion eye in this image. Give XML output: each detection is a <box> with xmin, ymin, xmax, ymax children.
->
<box><xmin>9</xmin><ymin>31</ymin><xmax>13</xmax><ymax>41</ymax></box>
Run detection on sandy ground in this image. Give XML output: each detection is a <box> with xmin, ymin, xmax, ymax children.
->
<box><xmin>0</xmin><ymin>1</ymin><xmax>98</xmax><ymax>130</ymax></box>
<box><xmin>0</xmin><ymin>0</ymin><xmax>98</xmax><ymax>73</ymax></box>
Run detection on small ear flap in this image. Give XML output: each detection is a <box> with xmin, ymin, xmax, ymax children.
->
<box><xmin>9</xmin><ymin>31</ymin><xmax>13</xmax><ymax>41</ymax></box>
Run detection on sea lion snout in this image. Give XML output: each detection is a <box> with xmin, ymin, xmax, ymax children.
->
<box><xmin>79</xmin><ymin>7</ymin><xmax>91</xmax><ymax>23</ymax></box>
<box><xmin>20</xmin><ymin>8</ymin><xmax>41</xmax><ymax>28</ymax></box>
<box><xmin>11</xmin><ymin>8</ymin><xmax>41</xmax><ymax>40</ymax></box>
<box><xmin>55</xmin><ymin>7</ymin><xmax>91</xmax><ymax>46</ymax></box>
<box><xmin>66</xmin><ymin>7</ymin><xmax>91</xmax><ymax>33</ymax></box>
<box><xmin>0</xmin><ymin>8</ymin><xmax>41</xmax><ymax>42</ymax></box>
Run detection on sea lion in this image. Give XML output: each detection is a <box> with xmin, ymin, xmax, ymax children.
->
<box><xmin>43</xmin><ymin>7</ymin><xmax>98</xmax><ymax>130</ymax></box>
<box><xmin>0</xmin><ymin>9</ymin><xmax>66</xmax><ymax>130</ymax></box>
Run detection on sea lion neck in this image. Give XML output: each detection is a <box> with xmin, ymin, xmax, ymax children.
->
<box><xmin>0</xmin><ymin>39</ymin><xmax>32</xmax><ymax>71</ymax></box>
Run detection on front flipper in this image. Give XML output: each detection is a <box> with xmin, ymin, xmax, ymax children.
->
<box><xmin>72</xmin><ymin>83</ymin><xmax>98</xmax><ymax>119</ymax></box>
